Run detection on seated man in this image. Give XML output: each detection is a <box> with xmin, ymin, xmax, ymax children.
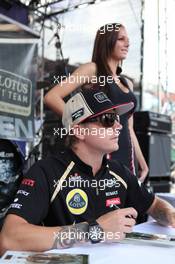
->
<box><xmin>0</xmin><ymin>87</ymin><xmax>175</xmax><ymax>254</ymax></box>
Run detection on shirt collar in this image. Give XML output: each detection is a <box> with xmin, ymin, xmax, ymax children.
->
<box><xmin>65</xmin><ymin>148</ymin><xmax>107</xmax><ymax>176</ymax></box>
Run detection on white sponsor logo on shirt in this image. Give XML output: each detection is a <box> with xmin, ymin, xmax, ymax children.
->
<box><xmin>105</xmin><ymin>190</ymin><xmax>119</xmax><ymax>197</ymax></box>
<box><xmin>10</xmin><ymin>203</ymin><xmax>22</xmax><ymax>209</ymax></box>
<box><xmin>17</xmin><ymin>190</ymin><xmax>30</xmax><ymax>196</ymax></box>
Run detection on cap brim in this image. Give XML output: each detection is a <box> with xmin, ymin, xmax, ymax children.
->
<box><xmin>114</xmin><ymin>102</ymin><xmax>134</xmax><ymax>115</ymax></box>
<box><xmin>88</xmin><ymin>102</ymin><xmax>134</xmax><ymax>119</ymax></box>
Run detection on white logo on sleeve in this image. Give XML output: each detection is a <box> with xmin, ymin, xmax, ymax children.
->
<box><xmin>17</xmin><ymin>190</ymin><xmax>29</xmax><ymax>196</ymax></box>
<box><xmin>138</xmin><ymin>180</ymin><xmax>142</xmax><ymax>187</ymax></box>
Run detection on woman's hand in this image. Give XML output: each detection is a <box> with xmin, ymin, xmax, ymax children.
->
<box><xmin>138</xmin><ymin>162</ymin><xmax>149</xmax><ymax>183</ymax></box>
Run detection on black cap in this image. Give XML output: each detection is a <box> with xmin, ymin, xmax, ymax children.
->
<box><xmin>62</xmin><ymin>88</ymin><xmax>134</xmax><ymax>130</ymax></box>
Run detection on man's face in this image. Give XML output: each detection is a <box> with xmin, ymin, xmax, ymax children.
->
<box><xmin>0</xmin><ymin>159</ymin><xmax>16</xmax><ymax>184</ymax></box>
<box><xmin>80</xmin><ymin>111</ymin><xmax>122</xmax><ymax>154</ymax></box>
<box><xmin>0</xmin><ymin>141</ymin><xmax>23</xmax><ymax>212</ymax></box>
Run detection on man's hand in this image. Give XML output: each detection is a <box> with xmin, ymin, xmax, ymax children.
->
<box><xmin>148</xmin><ymin>196</ymin><xmax>175</xmax><ymax>227</ymax></box>
<box><xmin>166</xmin><ymin>209</ymin><xmax>175</xmax><ymax>227</ymax></box>
<box><xmin>97</xmin><ymin>207</ymin><xmax>138</xmax><ymax>242</ymax></box>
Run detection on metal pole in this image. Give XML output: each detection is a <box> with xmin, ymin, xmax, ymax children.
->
<box><xmin>157</xmin><ymin>0</ymin><xmax>161</xmax><ymax>112</ymax></box>
<box><xmin>164</xmin><ymin>0</ymin><xmax>168</xmax><ymax>96</ymax></box>
<box><xmin>39</xmin><ymin>20</ymin><xmax>45</xmax><ymax>159</ymax></box>
<box><xmin>140</xmin><ymin>0</ymin><xmax>145</xmax><ymax>110</ymax></box>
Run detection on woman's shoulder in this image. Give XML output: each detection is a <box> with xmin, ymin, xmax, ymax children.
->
<box><xmin>78</xmin><ymin>62</ymin><xmax>97</xmax><ymax>75</ymax></box>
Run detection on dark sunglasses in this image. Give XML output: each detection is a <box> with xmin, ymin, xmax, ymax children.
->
<box><xmin>82</xmin><ymin>113</ymin><xmax>120</xmax><ymax>127</ymax></box>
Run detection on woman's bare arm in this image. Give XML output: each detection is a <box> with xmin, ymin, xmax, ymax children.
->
<box><xmin>44</xmin><ymin>62</ymin><xmax>97</xmax><ymax>115</ymax></box>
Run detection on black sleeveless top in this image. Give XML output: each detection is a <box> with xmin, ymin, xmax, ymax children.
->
<box><xmin>106</xmin><ymin>76</ymin><xmax>137</xmax><ymax>174</ymax></box>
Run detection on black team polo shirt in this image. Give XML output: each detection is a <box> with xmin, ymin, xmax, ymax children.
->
<box><xmin>7</xmin><ymin>148</ymin><xmax>155</xmax><ymax>226</ymax></box>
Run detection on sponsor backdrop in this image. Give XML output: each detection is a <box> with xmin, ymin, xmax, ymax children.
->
<box><xmin>0</xmin><ymin>41</ymin><xmax>38</xmax><ymax>141</ymax></box>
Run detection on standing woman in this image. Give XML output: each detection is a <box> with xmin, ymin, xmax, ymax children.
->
<box><xmin>44</xmin><ymin>23</ymin><xmax>148</xmax><ymax>182</ymax></box>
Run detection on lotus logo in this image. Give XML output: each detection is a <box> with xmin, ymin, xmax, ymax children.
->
<box><xmin>66</xmin><ymin>189</ymin><xmax>88</xmax><ymax>215</ymax></box>
<box><xmin>69</xmin><ymin>193</ymin><xmax>86</xmax><ymax>209</ymax></box>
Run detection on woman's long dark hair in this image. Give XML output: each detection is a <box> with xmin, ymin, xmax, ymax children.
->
<box><xmin>92</xmin><ymin>23</ymin><xmax>124</xmax><ymax>90</ymax></box>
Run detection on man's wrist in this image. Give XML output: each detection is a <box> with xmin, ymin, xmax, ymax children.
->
<box><xmin>52</xmin><ymin>222</ymin><xmax>89</xmax><ymax>249</ymax></box>
<box><xmin>88</xmin><ymin>219</ymin><xmax>104</xmax><ymax>244</ymax></box>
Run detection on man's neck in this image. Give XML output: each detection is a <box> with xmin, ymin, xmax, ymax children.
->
<box><xmin>71</xmin><ymin>145</ymin><xmax>104</xmax><ymax>176</ymax></box>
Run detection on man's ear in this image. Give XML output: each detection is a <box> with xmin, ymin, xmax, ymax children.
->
<box><xmin>71</xmin><ymin>124</ymin><xmax>86</xmax><ymax>140</ymax></box>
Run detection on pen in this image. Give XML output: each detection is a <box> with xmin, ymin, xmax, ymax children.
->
<box><xmin>109</xmin><ymin>204</ymin><xmax>120</xmax><ymax>210</ymax></box>
<box><xmin>109</xmin><ymin>204</ymin><xmax>135</xmax><ymax>219</ymax></box>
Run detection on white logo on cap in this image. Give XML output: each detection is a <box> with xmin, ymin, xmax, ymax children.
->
<box><xmin>72</xmin><ymin>108</ymin><xmax>84</xmax><ymax>121</ymax></box>
<box><xmin>94</xmin><ymin>92</ymin><xmax>111</xmax><ymax>103</ymax></box>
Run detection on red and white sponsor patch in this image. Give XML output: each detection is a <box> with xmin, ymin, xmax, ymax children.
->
<box><xmin>21</xmin><ymin>178</ymin><xmax>35</xmax><ymax>187</ymax></box>
<box><xmin>106</xmin><ymin>197</ymin><xmax>121</xmax><ymax>207</ymax></box>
